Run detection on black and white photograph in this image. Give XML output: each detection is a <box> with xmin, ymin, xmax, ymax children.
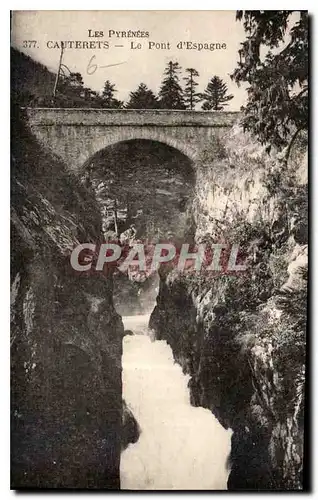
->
<box><xmin>10</xmin><ymin>9</ymin><xmax>308</xmax><ymax>491</ymax></box>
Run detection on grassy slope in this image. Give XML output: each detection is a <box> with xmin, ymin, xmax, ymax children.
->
<box><xmin>11</xmin><ymin>48</ymin><xmax>97</xmax><ymax>107</ymax></box>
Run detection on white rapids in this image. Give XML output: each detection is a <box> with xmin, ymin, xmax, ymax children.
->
<box><xmin>120</xmin><ymin>314</ymin><xmax>232</xmax><ymax>490</ymax></box>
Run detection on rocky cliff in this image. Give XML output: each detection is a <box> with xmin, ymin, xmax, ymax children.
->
<box><xmin>11</xmin><ymin>107</ymin><xmax>124</xmax><ymax>489</ymax></box>
<box><xmin>150</xmin><ymin>124</ymin><xmax>307</xmax><ymax>490</ymax></box>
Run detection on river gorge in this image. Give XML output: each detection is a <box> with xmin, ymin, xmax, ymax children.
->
<box><xmin>11</xmin><ymin>104</ymin><xmax>307</xmax><ymax>490</ymax></box>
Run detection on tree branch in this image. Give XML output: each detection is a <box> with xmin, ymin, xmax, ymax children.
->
<box><xmin>284</xmin><ymin>127</ymin><xmax>305</xmax><ymax>167</ymax></box>
<box><xmin>293</xmin><ymin>86</ymin><xmax>308</xmax><ymax>100</ymax></box>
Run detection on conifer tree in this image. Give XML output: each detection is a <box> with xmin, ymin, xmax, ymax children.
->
<box><xmin>126</xmin><ymin>83</ymin><xmax>159</xmax><ymax>109</ymax></box>
<box><xmin>183</xmin><ymin>68</ymin><xmax>201</xmax><ymax>110</ymax></box>
<box><xmin>201</xmin><ymin>76</ymin><xmax>233</xmax><ymax>111</ymax></box>
<box><xmin>159</xmin><ymin>61</ymin><xmax>185</xmax><ymax>109</ymax></box>
<box><xmin>101</xmin><ymin>80</ymin><xmax>123</xmax><ymax>108</ymax></box>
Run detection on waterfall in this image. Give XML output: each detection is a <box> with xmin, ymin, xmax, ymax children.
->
<box><xmin>120</xmin><ymin>315</ymin><xmax>232</xmax><ymax>490</ymax></box>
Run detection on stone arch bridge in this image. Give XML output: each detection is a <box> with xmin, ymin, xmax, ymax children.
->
<box><xmin>25</xmin><ymin>108</ymin><xmax>239</xmax><ymax>173</ymax></box>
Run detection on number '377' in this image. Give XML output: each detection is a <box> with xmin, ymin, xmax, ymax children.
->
<box><xmin>23</xmin><ymin>40</ymin><xmax>38</xmax><ymax>49</ymax></box>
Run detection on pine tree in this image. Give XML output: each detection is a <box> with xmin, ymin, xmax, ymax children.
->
<box><xmin>232</xmin><ymin>11</ymin><xmax>308</xmax><ymax>155</ymax></box>
<box><xmin>101</xmin><ymin>80</ymin><xmax>123</xmax><ymax>108</ymax></box>
<box><xmin>201</xmin><ymin>76</ymin><xmax>233</xmax><ymax>111</ymax></box>
<box><xmin>183</xmin><ymin>68</ymin><xmax>201</xmax><ymax>110</ymax></box>
<box><xmin>159</xmin><ymin>61</ymin><xmax>185</xmax><ymax>110</ymax></box>
<box><xmin>126</xmin><ymin>83</ymin><xmax>159</xmax><ymax>109</ymax></box>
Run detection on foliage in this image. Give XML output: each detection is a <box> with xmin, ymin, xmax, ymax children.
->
<box><xmin>12</xmin><ymin>48</ymin><xmax>238</xmax><ymax>111</ymax></box>
<box><xmin>126</xmin><ymin>83</ymin><xmax>159</xmax><ymax>109</ymax></box>
<box><xmin>58</xmin><ymin>72</ymin><xmax>84</xmax><ymax>95</ymax></box>
<box><xmin>201</xmin><ymin>76</ymin><xmax>233</xmax><ymax>111</ymax></box>
<box><xmin>11</xmin><ymin>48</ymin><xmax>54</xmax><ymax>106</ymax></box>
<box><xmin>275</xmin><ymin>284</ymin><xmax>307</xmax><ymax>336</ymax></box>
<box><xmin>100</xmin><ymin>80</ymin><xmax>123</xmax><ymax>109</ymax></box>
<box><xmin>183</xmin><ymin>68</ymin><xmax>201</xmax><ymax>110</ymax></box>
<box><xmin>232</xmin><ymin>11</ymin><xmax>308</xmax><ymax>153</ymax></box>
<box><xmin>11</xmin><ymin>49</ymin><xmax>102</xmax><ymax>108</ymax></box>
<box><xmin>55</xmin><ymin>71</ymin><xmax>102</xmax><ymax>107</ymax></box>
<box><xmin>159</xmin><ymin>61</ymin><xmax>185</xmax><ymax>109</ymax></box>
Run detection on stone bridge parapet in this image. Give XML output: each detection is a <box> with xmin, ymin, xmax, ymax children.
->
<box><xmin>25</xmin><ymin>108</ymin><xmax>240</xmax><ymax>172</ymax></box>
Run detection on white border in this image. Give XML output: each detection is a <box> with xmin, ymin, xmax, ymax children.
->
<box><xmin>2</xmin><ymin>2</ymin><xmax>316</xmax><ymax>498</ymax></box>
<box><xmin>5</xmin><ymin>1</ymin><xmax>318</xmax><ymax>9</ymax></box>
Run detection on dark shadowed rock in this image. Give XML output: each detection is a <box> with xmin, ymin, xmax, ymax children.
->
<box><xmin>11</xmin><ymin>107</ymin><xmax>124</xmax><ymax>489</ymax></box>
<box><xmin>124</xmin><ymin>330</ymin><xmax>134</xmax><ymax>336</ymax></box>
<box><xmin>122</xmin><ymin>401</ymin><xmax>140</xmax><ymax>449</ymax></box>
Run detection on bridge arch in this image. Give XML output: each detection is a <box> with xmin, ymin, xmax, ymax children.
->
<box><xmin>82</xmin><ymin>137</ymin><xmax>196</xmax><ymax>241</ymax></box>
<box><xmin>78</xmin><ymin>129</ymin><xmax>198</xmax><ymax>173</ymax></box>
<box><xmin>82</xmin><ymin>137</ymin><xmax>197</xmax><ymax>313</ymax></box>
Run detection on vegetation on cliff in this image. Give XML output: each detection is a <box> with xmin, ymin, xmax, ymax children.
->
<box><xmin>150</xmin><ymin>123</ymin><xmax>307</xmax><ymax>489</ymax></box>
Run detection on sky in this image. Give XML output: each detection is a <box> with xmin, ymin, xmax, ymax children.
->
<box><xmin>11</xmin><ymin>10</ymin><xmax>249</xmax><ymax>110</ymax></box>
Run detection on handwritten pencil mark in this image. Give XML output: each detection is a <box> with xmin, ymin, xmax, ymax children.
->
<box><xmin>87</xmin><ymin>54</ymin><xmax>127</xmax><ymax>75</ymax></box>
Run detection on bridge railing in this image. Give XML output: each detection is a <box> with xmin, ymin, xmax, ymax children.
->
<box><xmin>24</xmin><ymin>107</ymin><xmax>240</xmax><ymax>128</ymax></box>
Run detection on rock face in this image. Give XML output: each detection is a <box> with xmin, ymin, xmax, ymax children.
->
<box><xmin>11</xmin><ymin>108</ymin><xmax>124</xmax><ymax>489</ymax></box>
<box><xmin>150</xmin><ymin>126</ymin><xmax>307</xmax><ymax>490</ymax></box>
<box><xmin>122</xmin><ymin>401</ymin><xmax>140</xmax><ymax>450</ymax></box>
